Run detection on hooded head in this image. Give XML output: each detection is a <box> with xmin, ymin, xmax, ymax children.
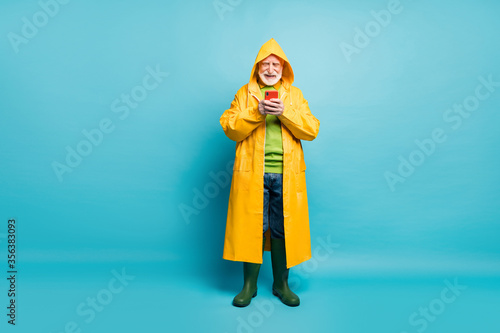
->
<box><xmin>249</xmin><ymin>38</ymin><xmax>294</xmax><ymax>92</ymax></box>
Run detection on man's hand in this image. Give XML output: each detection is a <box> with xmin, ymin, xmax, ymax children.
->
<box><xmin>258</xmin><ymin>99</ymin><xmax>267</xmax><ymax>115</ymax></box>
<box><xmin>259</xmin><ymin>98</ymin><xmax>284</xmax><ymax>116</ymax></box>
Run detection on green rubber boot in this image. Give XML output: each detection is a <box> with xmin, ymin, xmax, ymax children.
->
<box><xmin>232</xmin><ymin>237</ymin><xmax>266</xmax><ymax>307</ymax></box>
<box><xmin>270</xmin><ymin>238</ymin><xmax>300</xmax><ymax>307</ymax></box>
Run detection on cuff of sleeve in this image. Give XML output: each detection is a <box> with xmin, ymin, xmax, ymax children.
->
<box><xmin>249</xmin><ymin>106</ymin><xmax>266</xmax><ymax>122</ymax></box>
<box><xmin>279</xmin><ymin>105</ymin><xmax>296</xmax><ymax>122</ymax></box>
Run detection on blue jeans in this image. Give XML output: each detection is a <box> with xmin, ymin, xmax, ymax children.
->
<box><xmin>263</xmin><ymin>173</ymin><xmax>285</xmax><ymax>239</ymax></box>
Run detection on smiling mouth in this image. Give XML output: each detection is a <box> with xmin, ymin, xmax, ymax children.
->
<box><xmin>265</xmin><ymin>74</ymin><xmax>276</xmax><ymax>78</ymax></box>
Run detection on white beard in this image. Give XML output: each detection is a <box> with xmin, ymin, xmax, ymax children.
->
<box><xmin>259</xmin><ymin>71</ymin><xmax>282</xmax><ymax>86</ymax></box>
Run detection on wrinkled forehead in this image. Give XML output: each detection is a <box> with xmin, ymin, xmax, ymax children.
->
<box><xmin>260</xmin><ymin>54</ymin><xmax>284</xmax><ymax>66</ymax></box>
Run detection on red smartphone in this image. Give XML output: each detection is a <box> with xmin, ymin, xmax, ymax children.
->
<box><xmin>265</xmin><ymin>90</ymin><xmax>279</xmax><ymax>100</ymax></box>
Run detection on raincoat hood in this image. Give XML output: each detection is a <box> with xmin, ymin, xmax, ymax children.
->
<box><xmin>249</xmin><ymin>38</ymin><xmax>294</xmax><ymax>92</ymax></box>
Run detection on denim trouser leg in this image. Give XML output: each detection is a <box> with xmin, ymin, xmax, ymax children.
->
<box><xmin>262</xmin><ymin>173</ymin><xmax>285</xmax><ymax>239</ymax></box>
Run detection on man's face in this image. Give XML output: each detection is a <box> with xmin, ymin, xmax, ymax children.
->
<box><xmin>258</xmin><ymin>54</ymin><xmax>283</xmax><ymax>86</ymax></box>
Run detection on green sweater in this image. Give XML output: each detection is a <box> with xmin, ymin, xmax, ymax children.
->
<box><xmin>260</xmin><ymin>85</ymin><xmax>283</xmax><ymax>174</ymax></box>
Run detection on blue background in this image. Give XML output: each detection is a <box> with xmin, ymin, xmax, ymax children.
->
<box><xmin>1</xmin><ymin>0</ymin><xmax>499</xmax><ymax>332</ymax></box>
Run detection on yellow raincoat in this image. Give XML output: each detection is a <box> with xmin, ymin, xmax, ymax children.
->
<box><xmin>220</xmin><ymin>39</ymin><xmax>320</xmax><ymax>268</ymax></box>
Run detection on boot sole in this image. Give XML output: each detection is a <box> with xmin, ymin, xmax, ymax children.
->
<box><xmin>272</xmin><ymin>289</ymin><xmax>300</xmax><ymax>307</ymax></box>
<box><xmin>232</xmin><ymin>290</ymin><xmax>257</xmax><ymax>307</ymax></box>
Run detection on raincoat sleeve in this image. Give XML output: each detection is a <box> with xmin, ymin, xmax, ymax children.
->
<box><xmin>279</xmin><ymin>87</ymin><xmax>319</xmax><ymax>141</ymax></box>
<box><xmin>220</xmin><ymin>86</ymin><xmax>266</xmax><ymax>142</ymax></box>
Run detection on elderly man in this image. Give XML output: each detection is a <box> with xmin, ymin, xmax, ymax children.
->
<box><xmin>220</xmin><ymin>38</ymin><xmax>319</xmax><ymax>307</ymax></box>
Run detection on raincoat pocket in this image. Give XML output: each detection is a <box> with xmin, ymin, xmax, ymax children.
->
<box><xmin>231</xmin><ymin>170</ymin><xmax>251</xmax><ymax>191</ymax></box>
<box><xmin>233</xmin><ymin>141</ymin><xmax>252</xmax><ymax>171</ymax></box>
